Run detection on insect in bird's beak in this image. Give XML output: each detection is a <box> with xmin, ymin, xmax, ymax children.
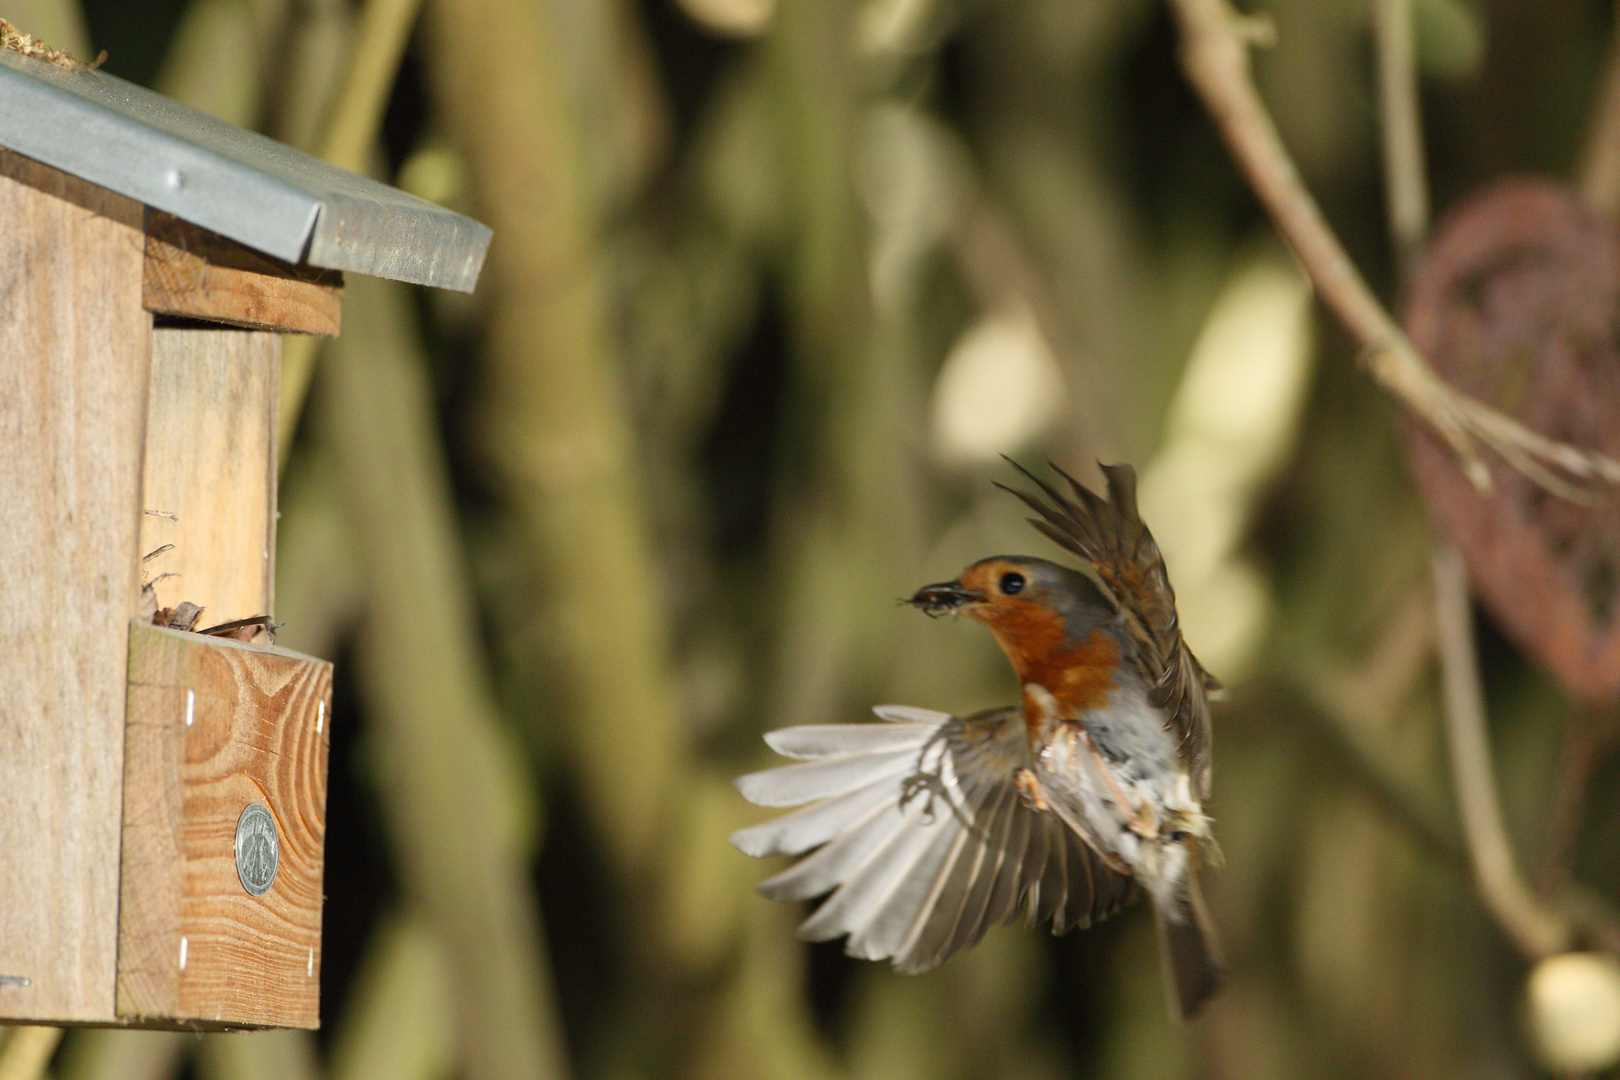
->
<box><xmin>906</xmin><ymin>581</ymin><xmax>985</xmax><ymax>616</ymax></box>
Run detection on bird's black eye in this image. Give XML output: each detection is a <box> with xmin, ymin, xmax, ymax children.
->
<box><xmin>999</xmin><ymin>571</ymin><xmax>1026</xmax><ymax>595</ymax></box>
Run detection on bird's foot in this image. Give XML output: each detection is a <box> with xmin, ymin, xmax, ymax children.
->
<box><xmin>1012</xmin><ymin>766</ymin><xmax>1050</xmax><ymax>812</ymax></box>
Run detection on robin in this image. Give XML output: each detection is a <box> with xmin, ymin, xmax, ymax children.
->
<box><xmin>731</xmin><ymin>462</ymin><xmax>1223</xmax><ymax>1021</ymax></box>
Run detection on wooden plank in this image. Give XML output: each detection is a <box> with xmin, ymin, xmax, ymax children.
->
<box><xmin>0</xmin><ymin>146</ymin><xmax>151</xmax><ymax>1023</ymax></box>
<box><xmin>144</xmin><ymin>210</ymin><xmax>342</xmax><ymax>336</ymax></box>
<box><xmin>139</xmin><ymin>328</ymin><xmax>279</xmax><ymax>627</ymax></box>
<box><xmin>119</xmin><ymin>625</ymin><xmax>331</xmax><ymax>1029</ymax></box>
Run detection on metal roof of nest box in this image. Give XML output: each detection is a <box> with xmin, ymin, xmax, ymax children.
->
<box><xmin>0</xmin><ymin>46</ymin><xmax>491</xmax><ymax>293</ymax></box>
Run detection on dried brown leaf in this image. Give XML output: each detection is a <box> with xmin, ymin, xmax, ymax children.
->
<box><xmin>1404</xmin><ymin>178</ymin><xmax>1620</xmax><ymax>702</ymax></box>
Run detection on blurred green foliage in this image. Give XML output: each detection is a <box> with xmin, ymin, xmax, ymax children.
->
<box><xmin>11</xmin><ymin>0</ymin><xmax>1620</xmax><ymax>1076</ymax></box>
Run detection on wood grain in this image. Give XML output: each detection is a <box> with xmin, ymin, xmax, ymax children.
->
<box><xmin>0</xmin><ymin>146</ymin><xmax>151</xmax><ymax>1023</ymax></box>
<box><xmin>144</xmin><ymin>211</ymin><xmax>342</xmax><ymax>336</ymax></box>
<box><xmin>139</xmin><ymin>328</ymin><xmax>279</xmax><ymax>627</ymax></box>
<box><xmin>119</xmin><ymin>625</ymin><xmax>331</xmax><ymax>1029</ymax></box>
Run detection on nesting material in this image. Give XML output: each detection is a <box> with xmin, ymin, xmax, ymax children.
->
<box><xmin>0</xmin><ymin>17</ymin><xmax>103</xmax><ymax>72</ymax></box>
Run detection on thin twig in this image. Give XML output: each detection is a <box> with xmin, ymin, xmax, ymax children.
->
<box><xmin>1432</xmin><ymin>544</ymin><xmax>1571</xmax><ymax>958</ymax></box>
<box><xmin>1167</xmin><ymin>0</ymin><xmax>1620</xmax><ymax>496</ymax></box>
<box><xmin>1285</xmin><ymin>686</ymin><xmax>1463</xmax><ymax>869</ymax></box>
<box><xmin>1373</xmin><ymin>0</ymin><xmax>1428</xmax><ymax>278</ymax></box>
<box><xmin>1537</xmin><ymin>705</ymin><xmax>1618</xmax><ymax>893</ymax></box>
<box><xmin>1277</xmin><ymin>572</ymin><xmax>1457</xmax><ymax>863</ymax></box>
<box><xmin>949</xmin><ymin>193</ymin><xmax>1119</xmax><ymax>462</ymax></box>
<box><xmin>1579</xmin><ymin>1</ymin><xmax>1620</xmax><ymax>218</ymax></box>
<box><xmin>1538</xmin><ymin>5</ymin><xmax>1620</xmax><ymax>902</ymax></box>
<box><xmin>1372</xmin><ymin>0</ymin><xmax>1583</xmax><ymax>964</ymax></box>
<box><xmin>1324</xmin><ymin>582</ymin><xmax>1436</xmax><ymax>720</ymax></box>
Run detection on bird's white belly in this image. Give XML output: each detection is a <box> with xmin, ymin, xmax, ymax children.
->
<box><xmin>1025</xmin><ymin>682</ymin><xmax>1200</xmax><ymax>900</ymax></box>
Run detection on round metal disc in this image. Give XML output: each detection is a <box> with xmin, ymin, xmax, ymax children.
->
<box><xmin>234</xmin><ymin>802</ymin><xmax>279</xmax><ymax>897</ymax></box>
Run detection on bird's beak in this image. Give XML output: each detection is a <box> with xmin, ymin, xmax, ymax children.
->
<box><xmin>907</xmin><ymin>581</ymin><xmax>985</xmax><ymax>616</ymax></box>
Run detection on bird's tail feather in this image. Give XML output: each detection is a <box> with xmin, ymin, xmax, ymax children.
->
<box><xmin>1154</xmin><ymin>873</ymin><xmax>1223</xmax><ymax>1023</ymax></box>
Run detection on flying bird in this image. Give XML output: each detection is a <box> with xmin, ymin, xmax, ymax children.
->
<box><xmin>730</xmin><ymin>462</ymin><xmax>1223</xmax><ymax>1021</ymax></box>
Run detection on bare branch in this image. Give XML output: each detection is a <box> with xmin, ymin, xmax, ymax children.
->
<box><xmin>949</xmin><ymin>194</ymin><xmax>1120</xmax><ymax>463</ymax></box>
<box><xmin>1539</xmin><ymin>705</ymin><xmax>1619</xmax><ymax>893</ymax></box>
<box><xmin>1372</xmin><ymin>0</ymin><xmax>1592</xmax><ymax>965</ymax></box>
<box><xmin>1432</xmin><ymin>544</ymin><xmax>1572</xmax><ymax>959</ymax></box>
<box><xmin>1579</xmin><ymin>4</ymin><xmax>1620</xmax><ymax>218</ymax></box>
<box><xmin>1373</xmin><ymin>0</ymin><xmax>1428</xmax><ymax>277</ymax></box>
<box><xmin>1167</xmin><ymin>0</ymin><xmax>1620</xmax><ymax>497</ymax></box>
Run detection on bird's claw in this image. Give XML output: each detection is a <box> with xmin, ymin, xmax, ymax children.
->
<box><xmin>1012</xmin><ymin>766</ymin><xmax>1049</xmax><ymax>812</ymax></box>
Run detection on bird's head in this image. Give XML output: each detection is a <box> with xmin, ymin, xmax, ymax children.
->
<box><xmin>908</xmin><ymin>557</ymin><xmax>1116</xmax><ymax>678</ymax></box>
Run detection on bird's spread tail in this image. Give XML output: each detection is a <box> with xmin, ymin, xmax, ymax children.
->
<box><xmin>1153</xmin><ymin>872</ymin><xmax>1224</xmax><ymax>1023</ymax></box>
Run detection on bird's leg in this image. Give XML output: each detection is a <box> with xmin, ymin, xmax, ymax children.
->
<box><xmin>1012</xmin><ymin>766</ymin><xmax>1050</xmax><ymax>812</ymax></box>
<box><xmin>899</xmin><ymin>726</ymin><xmax>958</xmax><ymax>823</ymax></box>
<box><xmin>898</xmin><ymin>770</ymin><xmax>945</xmax><ymax>819</ymax></box>
<box><xmin>1071</xmin><ymin>723</ymin><xmax>1158</xmax><ymax>838</ymax></box>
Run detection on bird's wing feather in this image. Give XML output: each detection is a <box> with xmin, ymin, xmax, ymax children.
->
<box><xmin>731</xmin><ymin>705</ymin><xmax>1136</xmax><ymax>972</ymax></box>
<box><xmin>998</xmin><ymin>460</ymin><xmax>1215</xmax><ymax>796</ymax></box>
<box><xmin>734</xmin><ymin>747</ymin><xmax>920</xmax><ymax>807</ymax></box>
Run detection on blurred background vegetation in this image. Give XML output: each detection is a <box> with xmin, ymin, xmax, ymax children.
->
<box><xmin>2</xmin><ymin>0</ymin><xmax>1619</xmax><ymax>1076</ymax></box>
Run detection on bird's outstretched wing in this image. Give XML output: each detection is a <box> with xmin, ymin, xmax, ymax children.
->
<box><xmin>998</xmin><ymin>460</ymin><xmax>1215</xmax><ymax>796</ymax></box>
<box><xmin>731</xmin><ymin>705</ymin><xmax>1136</xmax><ymax>973</ymax></box>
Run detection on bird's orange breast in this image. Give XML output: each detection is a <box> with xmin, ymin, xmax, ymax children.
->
<box><xmin>980</xmin><ymin>602</ymin><xmax>1120</xmax><ymax>733</ymax></box>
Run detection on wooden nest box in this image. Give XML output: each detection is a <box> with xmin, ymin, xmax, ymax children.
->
<box><xmin>0</xmin><ymin>48</ymin><xmax>490</xmax><ymax>1030</ymax></box>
